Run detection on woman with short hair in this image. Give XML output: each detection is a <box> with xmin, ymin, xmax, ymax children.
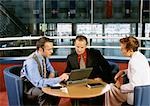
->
<box><xmin>105</xmin><ymin>36</ymin><xmax>150</xmax><ymax>106</ymax></box>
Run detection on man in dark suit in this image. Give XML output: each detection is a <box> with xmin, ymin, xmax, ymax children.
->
<box><xmin>65</xmin><ymin>35</ymin><xmax>113</xmax><ymax>105</ymax></box>
<box><xmin>65</xmin><ymin>35</ymin><xmax>112</xmax><ymax>83</ymax></box>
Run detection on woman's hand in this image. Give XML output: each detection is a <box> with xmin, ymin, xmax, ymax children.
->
<box><xmin>114</xmin><ymin>80</ymin><xmax>121</xmax><ymax>89</ymax></box>
<box><xmin>114</xmin><ymin>70</ymin><xmax>125</xmax><ymax>82</ymax></box>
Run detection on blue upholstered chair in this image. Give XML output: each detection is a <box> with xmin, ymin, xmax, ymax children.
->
<box><xmin>134</xmin><ymin>85</ymin><xmax>150</xmax><ymax>106</ymax></box>
<box><xmin>4</xmin><ymin>65</ymin><xmax>58</xmax><ymax>106</ymax></box>
<box><xmin>4</xmin><ymin>65</ymin><xmax>23</xmax><ymax>106</ymax></box>
<box><xmin>4</xmin><ymin>65</ymin><xmax>39</xmax><ymax>106</ymax></box>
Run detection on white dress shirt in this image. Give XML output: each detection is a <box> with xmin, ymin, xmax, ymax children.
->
<box><xmin>121</xmin><ymin>51</ymin><xmax>150</xmax><ymax>105</ymax></box>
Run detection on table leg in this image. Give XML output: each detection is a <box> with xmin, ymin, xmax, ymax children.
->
<box><xmin>73</xmin><ymin>99</ymin><xmax>79</xmax><ymax>106</ymax></box>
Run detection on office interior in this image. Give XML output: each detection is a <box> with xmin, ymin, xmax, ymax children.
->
<box><xmin>0</xmin><ymin>0</ymin><xmax>150</xmax><ymax>106</ymax></box>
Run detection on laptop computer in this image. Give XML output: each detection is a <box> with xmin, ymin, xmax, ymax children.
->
<box><xmin>64</xmin><ymin>67</ymin><xmax>93</xmax><ymax>85</ymax></box>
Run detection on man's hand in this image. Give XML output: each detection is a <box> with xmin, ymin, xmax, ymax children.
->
<box><xmin>59</xmin><ymin>73</ymin><xmax>69</xmax><ymax>81</ymax></box>
<box><xmin>49</xmin><ymin>73</ymin><xmax>55</xmax><ymax>78</ymax></box>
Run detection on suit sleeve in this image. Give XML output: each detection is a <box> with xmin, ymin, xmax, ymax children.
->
<box><xmin>96</xmin><ymin>50</ymin><xmax>112</xmax><ymax>82</ymax></box>
<box><xmin>65</xmin><ymin>55</ymin><xmax>72</xmax><ymax>73</ymax></box>
<box><xmin>97</xmin><ymin>51</ymin><xmax>111</xmax><ymax>71</ymax></box>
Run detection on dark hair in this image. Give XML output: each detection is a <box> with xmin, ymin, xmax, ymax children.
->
<box><xmin>36</xmin><ymin>37</ymin><xmax>53</xmax><ymax>50</ymax></box>
<box><xmin>75</xmin><ymin>35</ymin><xmax>88</xmax><ymax>45</ymax></box>
<box><xmin>120</xmin><ymin>36</ymin><xmax>139</xmax><ymax>52</ymax></box>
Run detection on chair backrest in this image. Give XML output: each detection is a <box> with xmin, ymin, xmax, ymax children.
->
<box><xmin>108</xmin><ymin>61</ymin><xmax>119</xmax><ymax>82</ymax></box>
<box><xmin>4</xmin><ymin>65</ymin><xmax>23</xmax><ymax>106</ymax></box>
<box><xmin>134</xmin><ymin>85</ymin><xmax>150</xmax><ymax>106</ymax></box>
<box><xmin>108</xmin><ymin>61</ymin><xmax>119</xmax><ymax>73</ymax></box>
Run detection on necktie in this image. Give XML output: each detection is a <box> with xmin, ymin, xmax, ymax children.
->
<box><xmin>80</xmin><ymin>55</ymin><xmax>86</xmax><ymax>69</ymax></box>
<box><xmin>42</xmin><ymin>58</ymin><xmax>47</xmax><ymax>78</ymax></box>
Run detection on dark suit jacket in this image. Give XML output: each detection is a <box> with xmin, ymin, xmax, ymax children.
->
<box><xmin>65</xmin><ymin>48</ymin><xmax>112</xmax><ymax>83</ymax></box>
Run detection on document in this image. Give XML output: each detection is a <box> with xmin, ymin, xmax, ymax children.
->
<box><xmin>52</xmin><ymin>83</ymin><xmax>62</xmax><ymax>87</ymax></box>
<box><xmin>60</xmin><ymin>87</ymin><xmax>68</xmax><ymax>93</ymax></box>
<box><xmin>50</xmin><ymin>83</ymin><xmax>62</xmax><ymax>89</ymax></box>
<box><xmin>86</xmin><ymin>82</ymin><xmax>104</xmax><ymax>88</ymax></box>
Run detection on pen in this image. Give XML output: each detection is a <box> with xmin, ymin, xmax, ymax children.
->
<box><xmin>116</xmin><ymin>73</ymin><xmax>126</xmax><ymax>80</ymax></box>
<box><xmin>121</xmin><ymin>73</ymin><xmax>126</xmax><ymax>78</ymax></box>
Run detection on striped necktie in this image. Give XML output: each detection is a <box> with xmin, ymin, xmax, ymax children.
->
<box><xmin>42</xmin><ymin>58</ymin><xmax>47</xmax><ymax>78</ymax></box>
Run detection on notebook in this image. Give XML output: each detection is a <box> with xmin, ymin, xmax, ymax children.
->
<box><xmin>64</xmin><ymin>67</ymin><xmax>93</xmax><ymax>85</ymax></box>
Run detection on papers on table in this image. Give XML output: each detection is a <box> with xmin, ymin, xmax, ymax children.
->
<box><xmin>52</xmin><ymin>83</ymin><xmax>62</xmax><ymax>87</ymax></box>
<box><xmin>60</xmin><ymin>87</ymin><xmax>68</xmax><ymax>93</ymax></box>
<box><xmin>50</xmin><ymin>83</ymin><xmax>62</xmax><ymax>89</ymax></box>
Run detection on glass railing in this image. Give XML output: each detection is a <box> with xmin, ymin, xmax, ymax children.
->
<box><xmin>0</xmin><ymin>35</ymin><xmax>150</xmax><ymax>60</ymax></box>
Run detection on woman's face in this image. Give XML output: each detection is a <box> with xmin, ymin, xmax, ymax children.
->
<box><xmin>120</xmin><ymin>43</ymin><xmax>131</xmax><ymax>57</ymax></box>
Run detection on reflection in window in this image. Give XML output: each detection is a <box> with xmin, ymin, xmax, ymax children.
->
<box><xmin>54</xmin><ymin>48</ymin><xmax>71</xmax><ymax>56</ymax></box>
<box><xmin>76</xmin><ymin>23</ymin><xmax>102</xmax><ymax>36</ymax></box>
<box><xmin>104</xmin><ymin>24</ymin><xmax>131</xmax><ymax>56</ymax></box>
<box><xmin>76</xmin><ymin>23</ymin><xmax>103</xmax><ymax>46</ymax></box>
<box><xmin>57</xmin><ymin>23</ymin><xmax>72</xmax><ymax>36</ymax></box>
<box><xmin>56</xmin><ymin>23</ymin><xmax>72</xmax><ymax>45</ymax></box>
<box><xmin>56</xmin><ymin>23</ymin><xmax>72</xmax><ymax>56</ymax></box>
<box><xmin>144</xmin><ymin>23</ymin><xmax>150</xmax><ymax>58</ymax></box>
<box><xmin>145</xmin><ymin>23</ymin><xmax>150</xmax><ymax>37</ymax></box>
<box><xmin>104</xmin><ymin>24</ymin><xmax>130</xmax><ymax>35</ymax></box>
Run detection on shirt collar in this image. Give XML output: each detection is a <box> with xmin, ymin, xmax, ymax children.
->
<box><xmin>35</xmin><ymin>50</ymin><xmax>45</xmax><ymax>60</ymax></box>
<box><xmin>131</xmin><ymin>51</ymin><xmax>138</xmax><ymax>58</ymax></box>
<box><xmin>78</xmin><ymin>49</ymin><xmax>87</xmax><ymax>58</ymax></box>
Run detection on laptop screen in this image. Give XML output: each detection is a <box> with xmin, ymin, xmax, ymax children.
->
<box><xmin>68</xmin><ymin>67</ymin><xmax>93</xmax><ymax>81</ymax></box>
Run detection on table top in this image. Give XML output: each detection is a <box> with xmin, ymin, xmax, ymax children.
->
<box><xmin>42</xmin><ymin>79</ymin><xmax>110</xmax><ymax>99</ymax></box>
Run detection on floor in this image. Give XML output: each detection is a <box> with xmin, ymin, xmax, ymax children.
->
<box><xmin>0</xmin><ymin>91</ymin><xmax>8</xmax><ymax>106</ymax></box>
<box><xmin>0</xmin><ymin>91</ymin><xmax>72</xmax><ymax>106</ymax></box>
<box><xmin>0</xmin><ymin>91</ymin><xmax>97</xmax><ymax>106</ymax></box>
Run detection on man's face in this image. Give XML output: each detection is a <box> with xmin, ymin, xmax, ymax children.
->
<box><xmin>75</xmin><ymin>39</ymin><xmax>87</xmax><ymax>55</ymax></box>
<box><xmin>43</xmin><ymin>42</ymin><xmax>53</xmax><ymax>57</ymax></box>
